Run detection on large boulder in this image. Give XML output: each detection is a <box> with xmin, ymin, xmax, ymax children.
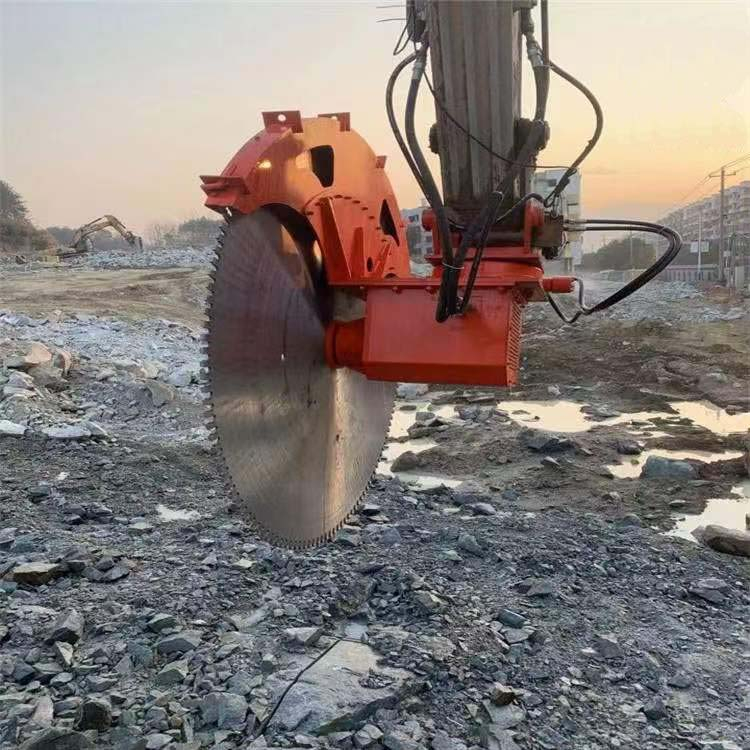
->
<box><xmin>267</xmin><ymin>640</ymin><xmax>419</xmax><ymax>734</ymax></box>
<box><xmin>0</xmin><ymin>420</ymin><xmax>26</xmax><ymax>437</ymax></box>
<box><xmin>519</xmin><ymin>429</ymin><xmax>573</xmax><ymax>453</ymax></box>
<box><xmin>640</xmin><ymin>455</ymin><xmax>698</xmax><ymax>480</ymax></box>
<box><xmin>20</xmin><ymin>728</ymin><xmax>93</xmax><ymax>750</ymax></box>
<box><xmin>699</xmin><ymin>524</ymin><xmax>750</xmax><ymax>558</ymax></box>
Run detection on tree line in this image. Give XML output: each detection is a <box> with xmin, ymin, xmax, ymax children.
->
<box><xmin>1</xmin><ymin>180</ymin><xmax>223</xmax><ymax>254</ymax></box>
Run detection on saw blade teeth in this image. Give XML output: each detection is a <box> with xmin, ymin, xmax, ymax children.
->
<box><xmin>202</xmin><ymin>210</ymin><xmax>397</xmax><ymax>550</ymax></box>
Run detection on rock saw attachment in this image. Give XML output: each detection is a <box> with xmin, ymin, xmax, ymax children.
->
<box><xmin>201</xmin><ymin>110</ymin><xmax>574</xmax><ymax>547</ymax></box>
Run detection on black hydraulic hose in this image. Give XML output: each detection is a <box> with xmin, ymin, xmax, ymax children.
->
<box><xmin>541</xmin><ymin>0</ymin><xmax>549</xmax><ymax>63</ymax></box>
<box><xmin>546</xmin><ymin>219</ymin><xmax>682</xmax><ymax>322</ymax></box>
<box><xmin>544</xmin><ymin>59</ymin><xmax>603</xmax><ymax>206</ymax></box>
<box><xmin>386</xmin><ymin>50</ymin><xmax>426</xmax><ymax>196</ymax></box>
<box><xmin>403</xmin><ymin>42</ymin><xmax>453</xmax><ymax>273</ymax></box>
<box><xmin>459</xmin><ymin>192</ymin><xmax>545</xmax><ymax>313</ymax></box>
<box><xmin>402</xmin><ymin>43</ymin><xmax>456</xmax><ymax>321</ymax></box>
<box><xmin>533</xmin><ymin>64</ymin><xmax>549</xmax><ymax>122</ymax></box>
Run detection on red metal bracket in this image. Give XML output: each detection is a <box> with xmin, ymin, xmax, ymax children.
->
<box><xmin>317</xmin><ymin>112</ymin><xmax>351</xmax><ymax>132</ymax></box>
<box><xmin>261</xmin><ymin>110</ymin><xmax>304</xmax><ymax>133</ymax></box>
<box><xmin>202</xmin><ymin>111</ymin><xmax>575</xmax><ymax>387</ymax></box>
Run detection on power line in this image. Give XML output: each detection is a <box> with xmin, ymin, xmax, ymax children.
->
<box><xmin>661</xmin><ymin>153</ymin><xmax>750</xmax><ymax>218</ymax></box>
<box><xmin>713</xmin><ymin>153</ymin><xmax>750</xmax><ymax>173</ymax></box>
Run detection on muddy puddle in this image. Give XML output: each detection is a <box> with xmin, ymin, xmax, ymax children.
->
<box><xmin>497</xmin><ymin>398</ymin><xmax>750</xmax><ymax>436</ymax></box>
<box><xmin>666</xmin><ymin>480</ymin><xmax>750</xmax><ymax>541</ymax></box>
<box><xmin>382</xmin><ymin>396</ymin><xmax>750</xmax><ymax>529</ymax></box>
<box><xmin>607</xmin><ymin>448</ymin><xmax>744</xmax><ymax>479</ymax></box>
<box><xmin>380</xmin><ymin>403</ymin><xmax>462</xmax><ymax>489</ymax></box>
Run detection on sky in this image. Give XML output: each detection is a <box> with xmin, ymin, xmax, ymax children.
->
<box><xmin>1</xmin><ymin>0</ymin><xmax>749</xmax><ymax>237</ymax></box>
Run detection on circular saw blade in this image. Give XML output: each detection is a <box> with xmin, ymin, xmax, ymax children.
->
<box><xmin>206</xmin><ymin>209</ymin><xmax>394</xmax><ymax>548</ymax></box>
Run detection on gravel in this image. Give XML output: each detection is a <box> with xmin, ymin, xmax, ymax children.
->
<box><xmin>1</xmin><ymin>265</ymin><xmax>748</xmax><ymax>749</ymax></box>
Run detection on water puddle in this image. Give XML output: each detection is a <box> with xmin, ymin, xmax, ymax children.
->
<box><xmin>666</xmin><ymin>481</ymin><xmax>750</xmax><ymax>540</ymax></box>
<box><xmin>389</xmin><ymin>403</ymin><xmax>455</xmax><ymax>438</ymax></box>
<box><xmin>607</xmin><ymin>448</ymin><xmax>743</xmax><ymax>479</ymax></box>
<box><xmin>496</xmin><ymin>399</ymin><xmax>749</xmax><ymax>437</ymax></box>
<box><xmin>156</xmin><ymin>504</ymin><xmax>201</xmax><ymax>522</ymax></box>
<box><xmin>497</xmin><ymin>400</ymin><xmax>594</xmax><ymax>433</ymax></box>
<box><xmin>379</xmin><ymin>438</ymin><xmax>437</xmax><ymax>468</ymax></box>
<box><xmin>668</xmin><ymin>401</ymin><xmax>750</xmax><ymax>436</ymax></box>
<box><xmin>380</xmin><ymin>403</ymin><xmax>462</xmax><ymax>489</ymax></box>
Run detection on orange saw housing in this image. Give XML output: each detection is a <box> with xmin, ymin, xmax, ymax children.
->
<box><xmin>201</xmin><ymin>111</ymin><xmax>572</xmax><ymax>386</ymax></box>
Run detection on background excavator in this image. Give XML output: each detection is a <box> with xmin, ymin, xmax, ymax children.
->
<box><xmin>199</xmin><ymin>0</ymin><xmax>681</xmax><ymax>548</ymax></box>
<box><xmin>54</xmin><ymin>214</ymin><xmax>143</xmax><ymax>258</ymax></box>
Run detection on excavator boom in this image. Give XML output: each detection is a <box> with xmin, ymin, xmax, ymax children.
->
<box><xmin>59</xmin><ymin>214</ymin><xmax>143</xmax><ymax>257</ymax></box>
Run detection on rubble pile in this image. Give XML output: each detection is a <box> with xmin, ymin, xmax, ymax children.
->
<box><xmin>66</xmin><ymin>246</ymin><xmax>215</xmax><ymax>270</ymax></box>
<box><xmin>0</xmin><ymin>312</ymin><xmax>206</xmax><ymax>444</ymax></box>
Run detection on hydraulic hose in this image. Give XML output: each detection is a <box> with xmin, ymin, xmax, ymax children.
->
<box><xmin>544</xmin><ymin>60</ymin><xmax>603</xmax><ymax>206</ymax></box>
<box><xmin>403</xmin><ymin>42</ymin><xmax>454</xmax><ymax>276</ymax></box>
<box><xmin>546</xmin><ymin>219</ymin><xmax>682</xmax><ymax>322</ymax></box>
<box><xmin>386</xmin><ymin>50</ymin><xmax>426</xmax><ymax>196</ymax></box>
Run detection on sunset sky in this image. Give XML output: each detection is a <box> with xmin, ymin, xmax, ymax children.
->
<box><xmin>1</xmin><ymin>0</ymin><xmax>748</xmax><ymax>237</ymax></box>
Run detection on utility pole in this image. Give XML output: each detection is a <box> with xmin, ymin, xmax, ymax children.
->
<box><xmin>707</xmin><ymin>156</ymin><xmax>746</xmax><ymax>283</ymax></box>
<box><xmin>697</xmin><ymin>212</ymin><xmax>702</xmax><ymax>277</ymax></box>
<box><xmin>628</xmin><ymin>230</ymin><xmax>633</xmax><ymax>271</ymax></box>
<box><xmin>719</xmin><ymin>166</ymin><xmax>726</xmax><ymax>283</ymax></box>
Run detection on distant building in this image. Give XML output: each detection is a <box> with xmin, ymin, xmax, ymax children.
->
<box><xmin>400</xmin><ymin>202</ymin><xmax>433</xmax><ymax>261</ymax></box>
<box><xmin>653</xmin><ymin>180</ymin><xmax>750</xmax><ymax>284</ymax></box>
<box><xmin>658</xmin><ymin>180</ymin><xmax>750</xmax><ymax>243</ymax></box>
<box><xmin>531</xmin><ymin>168</ymin><xmax>583</xmax><ymax>269</ymax></box>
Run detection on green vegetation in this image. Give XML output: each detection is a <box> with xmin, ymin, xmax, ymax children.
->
<box><xmin>0</xmin><ymin>180</ymin><xmax>52</xmax><ymax>254</ymax></box>
<box><xmin>579</xmin><ymin>236</ymin><xmax>657</xmax><ymax>271</ymax></box>
<box><xmin>177</xmin><ymin>217</ymin><xmax>222</xmax><ymax>245</ymax></box>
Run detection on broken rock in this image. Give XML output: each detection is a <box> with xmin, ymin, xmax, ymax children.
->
<box><xmin>20</xmin><ymin>727</ymin><xmax>93</xmax><ymax>750</ymax></box>
<box><xmin>75</xmin><ymin>697</ymin><xmax>112</xmax><ymax>730</ymax></box>
<box><xmin>457</xmin><ymin>532</ymin><xmax>483</xmax><ymax>556</ymax></box>
<box><xmin>12</xmin><ymin>562</ymin><xmax>64</xmax><ymax>586</ymax></box>
<box><xmin>200</xmin><ymin>691</ymin><xmax>248</xmax><ymax>728</ymax></box>
<box><xmin>390</xmin><ymin>451</ymin><xmax>421</xmax><ymax>472</ymax></box>
<box><xmin>520</xmin><ymin>429</ymin><xmax>573</xmax><ymax>453</ymax></box>
<box><xmin>268</xmin><ymin>640</ymin><xmax>418</xmax><ymax>734</ymax></box>
<box><xmin>699</xmin><ymin>524</ymin><xmax>750</xmax><ymax>558</ymax></box>
<box><xmin>414</xmin><ymin>590</ymin><xmax>445</xmax><ymax>613</ymax></box>
<box><xmin>641</xmin><ymin>455</ymin><xmax>697</xmax><ymax>480</ymax></box>
<box><xmin>689</xmin><ymin>577</ymin><xmax>729</xmax><ymax>605</ymax></box>
<box><xmin>156</xmin><ymin>631</ymin><xmax>202</xmax><ymax>655</ymax></box>
<box><xmin>283</xmin><ymin>626</ymin><xmax>323</xmax><ymax>647</ymax></box>
<box><xmin>155</xmin><ymin>659</ymin><xmax>188</xmax><ymax>686</ymax></box>
<box><xmin>42</xmin><ymin>425</ymin><xmax>91</xmax><ymax>440</ymax></box>
<box><xmin>48</xmin><ymin>610</ymin><xmax>84</xmax><ymax>645</ymax></box>
<box><xmin>145</xmin><ymin>380</ymin><xmax>174</xmax><ymax>407</ymax></box>
<box><xmin>396</xmin><ymin>383</ymin><xmax>428</xmax><ymax>399</ymax></box>
<box><xmin>0</xmin><ymin>419</ymin><xmax>26</xmax><ymax>437</ymax></box>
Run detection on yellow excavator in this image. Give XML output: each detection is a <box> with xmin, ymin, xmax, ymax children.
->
<box><xmin>53</xmin><ymin>215</ymin><xmax>143</xmax><ymax>259</ymax></box>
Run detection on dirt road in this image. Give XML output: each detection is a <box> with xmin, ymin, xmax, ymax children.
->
<box><xmin>0</xmin><ymin>267</ymin><xmax>208</xmax><ymax>328</ymax></box>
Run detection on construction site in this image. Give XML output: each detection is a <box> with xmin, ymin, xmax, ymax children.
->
<box><xmin>1</xmin><ymin>2</ymin><xmax>748</xmax><ymax>750</ymax></box>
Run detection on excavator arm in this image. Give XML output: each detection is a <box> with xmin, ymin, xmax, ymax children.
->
<box><xmin>63</xmin><ymin>215</ymin><xmax>143</xmax><ymax>256</ymax></box>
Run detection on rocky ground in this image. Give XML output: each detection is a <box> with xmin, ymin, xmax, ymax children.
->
<box><xmin>1</xmin><ymin>251</ymin><xmax>749</xmax><ymax>750</ymax></box>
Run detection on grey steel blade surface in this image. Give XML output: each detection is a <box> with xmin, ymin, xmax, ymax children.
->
<box><xmin>206</xmin><ymin>208</ymin><xmax>395</xmax><ymax>548</ymax></box>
